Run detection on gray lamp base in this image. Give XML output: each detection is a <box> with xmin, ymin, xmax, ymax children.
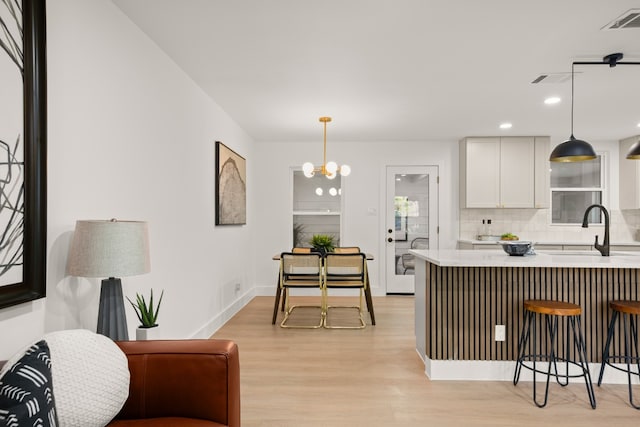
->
<box><xmin>97</xmin><ymin>277</ymin><xmax>129</xmax><ymax>340</ymax></box>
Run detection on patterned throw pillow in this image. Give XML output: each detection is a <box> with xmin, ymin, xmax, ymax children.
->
<box><xmin>0</xmin><ymin>340</ymin><xmax>59</xmax><ymax>427</ymax></box>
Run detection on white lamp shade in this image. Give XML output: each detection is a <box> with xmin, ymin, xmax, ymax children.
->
<box><xmin>325</xmin><ymin>161</ymin><xmax>338</xmax><ymax>174</ymax></box>
<box><xmin>340</xmin><ymin>164</ymin><xmax>351</xmax><ymax>176</ymax></box>
<box><xmin>67</xmin><ymin>220</ymin><xmax>151</xmax><ymax>278</ymax></box>
<box><xmin>315</xmin><ymin>187</ymin><xmax>323</xmax><ymax>196</ymax></box>
<box><xmin>302</xmin><ymin>162</ymin><xmax>315</xmax><ymax>175</ymax></box>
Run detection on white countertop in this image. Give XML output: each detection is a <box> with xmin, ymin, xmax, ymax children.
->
<box><xmin>410</xmin><ymin>249</ymin><xmax>640</xmax><ymax>268</ymax></box>
<box><xmin>458</xmin><ymin>239</ymin><xmax>640</xmax><ymax>247</ymax></box>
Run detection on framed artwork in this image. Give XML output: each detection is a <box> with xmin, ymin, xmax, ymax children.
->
<box><xmin>215</xmin><ymin>141</ymin><xmax>246</xmax><ymax>225</ymax></box>
<box><xmin>0</xmin><ymin>0</ymin><xmax>47</xmax><ymax>309</ymax></box>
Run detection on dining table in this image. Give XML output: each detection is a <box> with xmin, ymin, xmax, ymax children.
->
<box><xmin>271</xmin><ymin>252</ymin><xmax>376</xmax><ymax>326</ymax></box>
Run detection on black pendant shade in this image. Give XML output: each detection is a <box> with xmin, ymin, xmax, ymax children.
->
<box><xmin>626</xmin><ymin>140</ymin><xmax>640</xmax><ymax>160</ymax></box>
<box><xmin>549</xmin><ymin>135</ymin><xmax>597</xmax><ymax>162</ymax></box>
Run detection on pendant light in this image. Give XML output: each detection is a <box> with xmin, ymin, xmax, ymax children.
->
<box><xmin>549</xmin><ymin>62</ymin><xmax>596</xmax><ymax>162</ymax></box>
<box><xmin>626</xmin><ymin>140</ymin><xmax>640</xmax><ymax>159</ymax></box>
<box><xmin>302</xmin><ymin>117</ymin><xmax>351</xmax><ymax>179</ymax></box>
<box><xmin>549</xmin><ymin>53</ymin><xmax>640</xmax><ymax>161</ymax></box>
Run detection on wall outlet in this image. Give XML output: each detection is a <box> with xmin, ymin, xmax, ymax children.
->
<box><xmin>235</xmin><ymin>283</ymin><xmax>241</xmax><ymax>292</ymax></box>
<box><xmin>495</xmin><ymin>324</ymin><xmax>506</xmax><ymax>341</ymax></box>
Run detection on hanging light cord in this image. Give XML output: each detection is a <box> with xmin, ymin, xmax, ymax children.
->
<box><xmin>570</xmin><ymin>62</ymin><xmax>576</xmax><ymax>139</ymax></box>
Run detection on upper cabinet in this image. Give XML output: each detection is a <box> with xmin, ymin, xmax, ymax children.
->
<box><xmin>619</xmin><ymin>135</ymin><xmax>640</xmax><ymax>210</ymax></box>
<box><xmin>460</xmin><ymin>136</ymin><xmax>550</xmax><ymax>209</ymax></box>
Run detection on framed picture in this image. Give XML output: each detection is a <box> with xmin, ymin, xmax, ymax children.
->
<box><xmin>0</xmin><ymin>0</ymin><xmax>47</xmax><ymax>309</ymax></box>
<box><xmin>215</xmin><ymin>141</ymin><xmax>246</xmax><ymax>225</ymax></box>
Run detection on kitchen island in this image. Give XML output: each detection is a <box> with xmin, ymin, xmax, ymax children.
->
<box><xmin>410</xmin><ymin>249</ymin><xmax>640</xmax><ymax>382</ymax></box>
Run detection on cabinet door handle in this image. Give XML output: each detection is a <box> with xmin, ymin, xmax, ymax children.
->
<box><xmin>387</xmin><ymin>237</ymin><xmax>393</xmax><ymax>243</ymax></box>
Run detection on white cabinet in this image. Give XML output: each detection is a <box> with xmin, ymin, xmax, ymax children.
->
<box><xmin>460</xmin><ymin>136</ymin><xmax>549</xmax><ymax>208</ymax></box>
<box><xmin>619</xmin><ymin>135</ymin><xmax>640</xmax><ymax>210</ymax></box>
<box><xmin>462</xmin><ymin>137</ymin><xmax>501</xmax><ymax>208</ymax></box>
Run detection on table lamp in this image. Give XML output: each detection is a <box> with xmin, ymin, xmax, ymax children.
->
<box><xmin>67</xmin><ymin>219</ymin><xmax>151</xmax><ymax>340</ymax></box>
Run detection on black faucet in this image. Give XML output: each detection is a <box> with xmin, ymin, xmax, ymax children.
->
<box><xmin>582</xmin><ymin>204</ymin><xmax>610</xmax><ymax>256</ymax></box>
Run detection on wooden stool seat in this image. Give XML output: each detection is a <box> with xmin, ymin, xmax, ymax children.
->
<box><xmin>524</xmin><ymin>300</ymin><xmax>582</xmax><ymax>316</ymax></box>
<box><xmin>609</xmin><ymin>300</ymin><xmax>640</xmax><ymax>316</ymax></box>
<box><xmin>514</xmin><ymin>299</ymin><xmax>596</xmax><ymax>409</ymax></box>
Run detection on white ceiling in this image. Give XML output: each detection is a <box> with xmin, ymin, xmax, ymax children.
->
<box><xmin>113</xmin><ymin>0</ymin><xmax>640</xmax><ymax>144</ymax></box>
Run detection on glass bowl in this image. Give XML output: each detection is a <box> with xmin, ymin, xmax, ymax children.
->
<box><xmin>499</xmin><ymin>241</ymin><xmax>532</xmax><ymax>256</ymax></box>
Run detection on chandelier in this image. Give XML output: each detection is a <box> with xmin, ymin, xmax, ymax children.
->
<box><xmin>302</xmin><ymin>117</ymin><xmax>351</xmax><ymax>179</ymax></box>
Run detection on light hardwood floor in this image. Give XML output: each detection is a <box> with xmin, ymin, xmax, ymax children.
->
<box><xmin>211</xmin><ymin>296</ymin><xmax>639</xmax><ymax>426</ymax></box>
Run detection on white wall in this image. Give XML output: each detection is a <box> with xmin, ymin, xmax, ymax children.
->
<box><xmin>252</xmin><ymin>140</ymin><xmax>458</xmax><ymax>297</ymax></box>
<box><xmin>0</xmin><ymin>0</ymin><xmax>254</xmax><ymax>359</ymax></box>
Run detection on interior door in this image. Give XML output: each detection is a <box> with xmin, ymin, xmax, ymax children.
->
<box><xmin>385</xmin><ymin>166</ymin><xmax>438</xmax><ymax>294</ymax></box>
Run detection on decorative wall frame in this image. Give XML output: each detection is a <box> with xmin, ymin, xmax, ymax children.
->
<box><xmin>215</xmin><ymin>141</ymin><xmax>246</xmax><ymax>225</ymax></box>
<box><xmin>0</xmin><ymin>0</ymin><xmax>47</xmax><ymax>309</ymax></box>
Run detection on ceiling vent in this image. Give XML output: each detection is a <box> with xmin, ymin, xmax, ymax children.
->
<box><xmin>531</xmin><ymin>73</ymin><xmax>573</xmax><ymax>84</ymax></box>
<box><xmin>602</xmin><ymin>9</ymin><xmax>640</xmax><ymax>30</ymax></box>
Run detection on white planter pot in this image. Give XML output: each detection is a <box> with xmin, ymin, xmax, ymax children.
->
<box><xmin>136</xmin><ymin>326</ymin><xmax>160</xmax><ymax>340</ymax></box>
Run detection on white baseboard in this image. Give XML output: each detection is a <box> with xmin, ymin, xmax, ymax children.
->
<box><xmin>189</xmin><ymin>289</ymin><xmax>255</xmax><ymax>339</ymax></box>
<box><xmin>423</xmin><ymin>356</ymin><xmax>639</xmax><ymax>384</ymax></box>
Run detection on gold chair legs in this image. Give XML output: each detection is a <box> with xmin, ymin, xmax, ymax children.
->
<box><xmin>323</xmin><ymin>289</ymin><xmax>366</xmax><ymax>329</ymax></box>
<box><xmin>280</xmin><ymin>289</ymin><xmax>324</xmax><ymax>329</ymax></box>
<box><xmin>279</xmin><ymin>288</ymin><xmax>367</xmax><ymax>329</ymax></box>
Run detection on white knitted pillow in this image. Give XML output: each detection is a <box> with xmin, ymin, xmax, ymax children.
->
<box><xmin>42</xmin><ymin>329</ymin><xmax>130</xmax><ymax>427</ymax></box>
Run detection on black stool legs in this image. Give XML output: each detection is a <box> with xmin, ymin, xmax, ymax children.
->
<box><xmin>598</xmin><ymin>309</ymin><xmax>640</xmax><ymax>409</ymax></box>
<box><xmin>514</xmin><ymin>308</ymin><xmax>596</xmax><ymax>409</ymax></box>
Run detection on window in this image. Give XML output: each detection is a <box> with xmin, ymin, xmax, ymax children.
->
<box><xmin>292</xmin><ymin>170</ymin><xmax>341</xmax><ymax>248</ymax></box>
<box><xmin>550</xmin><ymin>155</ymin><xmax>604</xmax><ymax>224</ymax></box>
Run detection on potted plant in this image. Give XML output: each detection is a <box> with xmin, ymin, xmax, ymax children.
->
<box><xmin>309</xmin><ymin>234</ymin><xmax>335</xmax><ymax>255</ymax></box>
<box><xmin>127</xmin><ymin>289</ymin><xmax>164</xmax><ymax>340</ymax></box>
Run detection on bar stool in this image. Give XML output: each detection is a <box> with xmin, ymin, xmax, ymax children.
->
<box><xmin>513</xmin><ymin>300</ymin><xmax>596</xmax><ymax>409</ymax></box>
<box><xmin>597</xmin><ymin>300</ymin><xmax>640</xmax><ymax>409</ymax></box>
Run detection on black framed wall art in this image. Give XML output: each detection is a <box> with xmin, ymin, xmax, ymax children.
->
<box><xmin>215</xmin><ymin>141</ymin><xmax>246</xmax><ymax>226</ymax></box>
<box><xmin>0</xmin><ymin>0</ymin><xmax>47</xmax><ymax>309</ymax></box>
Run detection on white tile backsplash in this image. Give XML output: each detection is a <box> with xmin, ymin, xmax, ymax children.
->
<box><xmin>460</xmin><ymin>208</ymin><xmax>640</xmax><ymax>243</ymax></box>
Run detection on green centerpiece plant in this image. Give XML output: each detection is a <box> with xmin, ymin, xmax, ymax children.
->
<box><xmin>309</xmin><ymin>234</ymin><xmax>335</xmax><ymax>255</ymax></box>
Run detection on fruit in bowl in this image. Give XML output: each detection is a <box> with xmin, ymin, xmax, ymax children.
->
<box><xmin>500</xmin><ymin>233</ymin><xmax>519</xmax><ymax>241</ymax></box>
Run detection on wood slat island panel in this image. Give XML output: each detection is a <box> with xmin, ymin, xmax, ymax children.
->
<box><xmin>412</xmin><ymin>250</ymin><xmax>640</xmax><ymax>368</ymax></box>
<box><xmin>423</xmin><ymin>264</ymin><xmax>640</xmax><ymax>362</ymax></box>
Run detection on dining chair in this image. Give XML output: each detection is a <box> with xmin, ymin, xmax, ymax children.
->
<box><xmin>277</xmin><ymin>247</ymin><xmax>313</xmax><ymax>312</ymax></box>
<box><xmin>323</xmin><ymin>252</ymin><xmax>368</xmax><ymax>329</ymax></box>
<box><xmin>401</xmin><ymin>237</ymin><xmax>429</xmax><ymax>274</ymax></box>
<box><xmin>292</xmin><ymin>247</ymin><xmax>311</xmax><ymax>253</ymax></box>
<box><xmin>278</xmin><ymin>252</ymin><xmax>324</xmax><ymax>328</ymax></box>
<box><xmin>334</xmin><ymin>246</ymin><xmax>361</xmax><ymax>253</ymax></box>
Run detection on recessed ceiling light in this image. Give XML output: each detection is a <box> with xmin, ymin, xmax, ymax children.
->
<box><xmin>544</xmin><ymin>97</ymin><xmax>561</xmax><ymax>105</ymax></box>
<box><xmin>637</xmin><ymin>122</ymin><xmax>640</xmax><ymax>128</ymax></box>
<box><xmin>499</xmin><ymin>123</ymin><xmax>512</xmax><ymax>129</ymax></box>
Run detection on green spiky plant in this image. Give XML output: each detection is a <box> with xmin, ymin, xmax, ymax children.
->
<box><xmin>127</xmin><ymin>289</ymin><xmax>164</xmax><ymax>328</ymax></box>
<box><xmin>309</xmin><ymin>234</ymin><xmax>335</xmax><ymax>254</ymax></box>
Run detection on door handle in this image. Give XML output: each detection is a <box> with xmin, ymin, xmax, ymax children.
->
<box><xmin>387</xmin><ymin>237</ymin><xmax>393</xmax><ymax>243</ymax></box>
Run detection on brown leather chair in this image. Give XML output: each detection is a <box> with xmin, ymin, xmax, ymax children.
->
<box><xmin>109</xmin><ymin>339</ymin><xmax>240</xmax><ymax>427</ymax></box>
<box><xmin>1</xmin><ymin>339</ymin><xmax>240</xmax><ymax>427</ymax></box>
